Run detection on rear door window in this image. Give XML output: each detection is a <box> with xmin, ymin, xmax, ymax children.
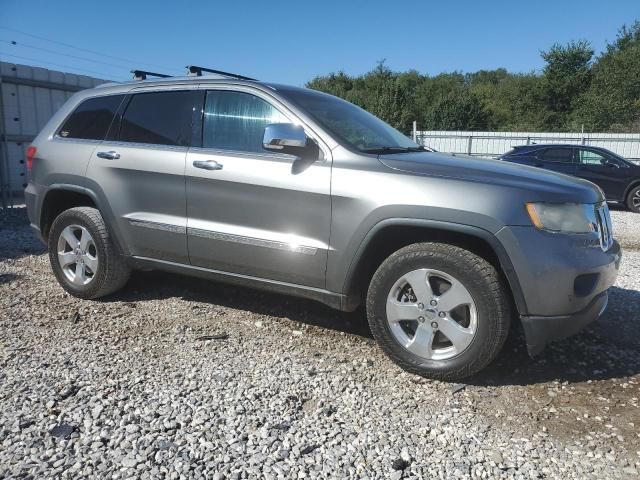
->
<box><xmin>58</xmin><ymin>95</ymin><xmax>125</xmax><ymax>140</ymax></box>
<box><xmin>118</xmin><ymin>91</ymin><xmax>197</xmax><ymax>147</ymax></box>
<box><xmin>540</xmin><ymin>148</ymin><xmax>574</xmax><ymax>163</ymax></box>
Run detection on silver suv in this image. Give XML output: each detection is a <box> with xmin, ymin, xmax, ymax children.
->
<box><xmin>24</xmin><ymin>72</ymin><xmax>622</xmax><ymax>380</ymax></box>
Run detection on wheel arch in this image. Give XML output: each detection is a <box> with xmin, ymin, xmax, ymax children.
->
<box><xmin>624</xmin><ymin>179</ymin><xmax>640</xmax><ymax>201</ymax></box>
<box><xmin>40</xmin><ymin>185</ymin><xmax>97</xmax><ymax>240</ymax></box>
<box><xmin>39</xmin><ymin>183</ymin><xmax>128</xmax><ymax>256</ymax></box>
<box><xmin>342</xmin><ymin>219</ymin><xmax>528</xmax><ymax>315</ymax></box>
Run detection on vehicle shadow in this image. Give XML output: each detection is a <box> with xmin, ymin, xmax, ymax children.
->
<box><xmin>109</xmin><ymin>271</ymin><xmax>640</xmax><ymax>385</ymax></box>
<box><xmin>467</xmin><ymin>285</ymin><xmax>640</xmax><ymax>386</ymax></box>
<box><xmin>0</xmin><ymin>273</ymin><xmax>21</xmax><ymax>285</ymax></box>
<box><xmin>0</xmin><ymin>207</ymin><xmax>47</xmax><ymax>261</ymax></box>
<box><xmin>607</xmin><ymin>202</ymin><xmax>628</xmax><ymax>211</ymax></box>
<box><xmin>106</xmin><ymin>269</ymin><xmax>373</xmax><ymax>339</ymax></box>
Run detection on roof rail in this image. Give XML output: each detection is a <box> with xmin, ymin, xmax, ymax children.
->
<box><xmin>131</xmin><ymin>69</ymin><xmax>171</xmax><ymax>81</ymax></box>
<box><xmin>186</xmin><ymin>65</ymin><xmax>256</xmax><ymax>81</ymax></box>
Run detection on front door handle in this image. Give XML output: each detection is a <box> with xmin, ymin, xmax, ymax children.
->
<box><xmin>96</xmin><ymin>151</ymin><xmax>120</xmax><ymax>160</ymax></box>
<box><xmin>193</xmin><ymin>160</ymin><xmax>223</xmax><ymax>171</ymax></box>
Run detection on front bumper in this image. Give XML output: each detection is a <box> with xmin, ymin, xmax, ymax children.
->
<box><xmin>521</xmin><ymin>291</ymin><xmax>609</xmax><ymax>356</ymax></box>
<box><xmin>497</xmin><ymin>225</ymin><xmax>621</xmax><ymax>356</ymax></box>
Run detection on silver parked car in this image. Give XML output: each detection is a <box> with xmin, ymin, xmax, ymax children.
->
<box><xmin>24</xmin><ymin>70</ymin><xmax>621</xmax><ymax>380</ymax></box>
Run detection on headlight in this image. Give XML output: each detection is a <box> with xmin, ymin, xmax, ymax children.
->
<box><xmin>525</xmin><ymin>203</ymin><xmax>597</xmax><ymax>234</ymax></box>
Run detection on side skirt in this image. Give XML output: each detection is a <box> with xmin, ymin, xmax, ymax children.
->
<box><xmin>128</xmin><ymin>256</ymin><xmax>359</xmax><ymax>312</ymax></box>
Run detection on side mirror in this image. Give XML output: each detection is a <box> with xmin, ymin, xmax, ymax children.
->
<box><xmin>606</xmin><ymin>160</ymin><xmax>620</xmax><ymax>168</ymax></box>
<box><xmin>263</xmin><ymin>123</ymin><xmax>308</xmax><ymax>155</ymax></box>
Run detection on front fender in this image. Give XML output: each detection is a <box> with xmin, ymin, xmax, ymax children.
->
<box><xmin>335</xmin><ymin>217</ymin><xmax>528</xmax><ymax>315</ymax></box>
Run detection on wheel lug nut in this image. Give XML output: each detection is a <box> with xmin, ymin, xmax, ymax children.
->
<box><xmin>418</xmin><ymin>316</ymin><xmax>425</xmax><ymax>323</ymax></box>
<box><xmin>431</xmin><ymin>321</ymin><xmax>439</xmax><ymax>329</ymax></box>
<box><xmin>430</xmin><ymin>300</ymin><xmax>437</xmax><ymax>306</ymax></box>
<box><xmin>438</xmin><ymin>311</ymin><xmax>446</xmax><ymax>318</ymax></box>
<box><xmin>417</xmin><ymin>303</ymin><xmax>424</xmax><ymax>309</ymax></box>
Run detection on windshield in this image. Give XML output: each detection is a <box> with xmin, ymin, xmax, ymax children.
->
<box><xmin>277</xmin><ymin>87</ymin><xmax>420</xmax><ymax>153</ymax></box>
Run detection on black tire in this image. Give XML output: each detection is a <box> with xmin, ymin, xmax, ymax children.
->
<box><xmin>48</xmin><ymin>207</ymin><xmax>131</xmax><ymax>299</ymax></box>
<box><xmin>626</xmin><ymin>185</ymin><xmax>640</xmax><ymax>213</ymax></box>
<box><xmin>366</xmin><ymin>242</ymin><xmax>511</xmax><ymax>380</ymax></box>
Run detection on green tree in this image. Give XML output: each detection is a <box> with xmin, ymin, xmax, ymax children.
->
<box><xmin>573</xmin><ymin>22</ymin><xmax>640</xmax><ymax>131</ymax></box>
<box><xmin>306</xmin><ymin>20</ymin><xmax>639</xmax><ymax>134</ymax></box>
<box><xmin>307</xmin><ymin>61</ymin><xmax>414</xmax><ymax>132</ymax></box>
<box><xmin>424</xmin><ymin>90</ymin><xmax>489</xmax><ymax>130</ymax></box>
<box><xmin>540</xmin><ymin>40</ymin><xmax>594</xmax><ymax>129</ymax></box>
<box><xmin>414</xmin><ymin>72</ymin><xmax>465</xmax><ymax>127</ymax></box>
<box><xmin>469</xmin><ymin>71</ymin><xmax>545</xmax><ymax>131</ymax></box>
<box><xmin>360</xmin><ymin>62</ymin><xmax>412</xmax><ymax>132</ymax></box>
<box><xmin>306</xmin><ymin>71</ymin><xmax>353</xmax><ymax>99</ymax></box>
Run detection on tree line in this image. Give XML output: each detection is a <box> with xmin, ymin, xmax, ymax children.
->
<box><xmin>306</xmin><ymin>21</ymin><xmax>640</xmax><ymax>134</ymax></box>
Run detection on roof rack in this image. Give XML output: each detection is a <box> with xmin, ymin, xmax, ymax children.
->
<box><xmin>186</xmin><ymin>65</ymin><xmax>256</xmax><ymax>81</ymax></box>
<box><xmin>131</xmin><ymin>69</ymin><xmax>171</xmax><ymax>81</ymax></box>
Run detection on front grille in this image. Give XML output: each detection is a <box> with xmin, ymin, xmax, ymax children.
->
<box><xmin>595</xmin><ymin>203</ymin><xmax>614</xmax><ymax>251</ymax></box>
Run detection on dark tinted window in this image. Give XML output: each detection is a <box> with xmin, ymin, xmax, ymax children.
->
<box><xmin>202</xmin><ymin>90</ymin><xmax>288</xmax><ymax>153</ymax></box>
<box><xmin>58</xmin><ymin>95</ymin><xmax>124</xmax><ymax>140</ymax></box>
<box><xmin>119</xmin><ymin>91</ymin><xmax>195</xmax><ymax>146</ymax></box>
<box><xmin>541</xmin><ymin>148</ymin><xmax>574</xmax><ymax>163</ymax></box>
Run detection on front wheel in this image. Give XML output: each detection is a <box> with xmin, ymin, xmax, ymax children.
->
<box><xmin>366</xmin><ymin>242</ymin><xmax>511</xmax><ymax>380</ymax></box>
<box><xmin>626</xmin><ymin>185</ymin><xmax>640</xmax><ymax>213</ymax></box>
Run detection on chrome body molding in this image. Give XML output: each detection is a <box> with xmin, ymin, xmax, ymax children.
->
<box><xmin>187</xmin><ymin>227</ymin><xmax>318</xmax><ymax>255</ymax></box>
<box><xmin>127</xmin><ymin>218</ymin><xmax>186</xmax><ymax>234</ymax></box>
<box><xmin>123</xmin><ymin>213</ymin><xmax>326</xmax><ymax>255</ymax></box>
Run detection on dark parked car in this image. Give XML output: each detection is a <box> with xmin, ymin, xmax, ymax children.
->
<box><xmin>500</xmin><ymin>144</ymin><xmax>640</xmax><ymax>212</ymax></box>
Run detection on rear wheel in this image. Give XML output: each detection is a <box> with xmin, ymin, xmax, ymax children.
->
<box><xmin>366</xmin><ymin>242</ymin><xmax>511</xmax><ymax>380</ymax></box>
<box><xmin>48</xmin><ymin>207</ymin><xmax>131</xmax><ymax>299</ymax></box>
<box><xmin>626</xmin><ymin>185</ymin><xmax>640</xmax><ymax>213</ymax></box>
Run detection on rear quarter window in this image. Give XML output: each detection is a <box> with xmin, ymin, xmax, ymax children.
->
<box><xmin>58</xmin><ymin>95</ymin><xmax>125</xmax><ymax>140</ymax></box>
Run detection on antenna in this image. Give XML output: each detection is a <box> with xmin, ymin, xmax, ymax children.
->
<box><xmin>131</xmin><ymin>69</ymin><xmax>171</xmax><ymax>81</ymax></box>
<box><xmin>186</xmin><ymin>65</ymin><xmax>256</xmax><ymax>81</ymax></box>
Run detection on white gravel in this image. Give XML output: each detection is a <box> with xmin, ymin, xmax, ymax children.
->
<box><xmin>611</xmin><ymin>206</ymin><xmax>640</xmax><ymax>251</ymax></box>
<box><xmin>1</xmin><ymin>206</ymin><xmax>639</xmax><ymax>479</ymax></box>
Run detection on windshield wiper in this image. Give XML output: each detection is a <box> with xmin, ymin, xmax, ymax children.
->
<box><xmin>361</xmin><ymin>145</ymin><xmax>426</xmax><ymax>154</ymax></box>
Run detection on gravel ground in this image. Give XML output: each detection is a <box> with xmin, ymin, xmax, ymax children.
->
<box><xmin>1</xmin><ymin>206</ymin><xmax>639</xmax><ymax>479</ymax></box>
<box><xmin>611</xmin><ymin>205</ymin><xmax>640</xmax><ymax>251</ymax></box>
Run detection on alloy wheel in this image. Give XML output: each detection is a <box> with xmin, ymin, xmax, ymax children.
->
<box><xmin>386</xmin><ymin>268</ymin><xmax>478</xmax><ymax>361</ymax></box>
<box><xmin>57</xmin><ymin>224</ymin><xmax>99</xmax><ymax>285</ymax></box>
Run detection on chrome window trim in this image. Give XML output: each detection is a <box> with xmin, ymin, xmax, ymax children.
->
<box><xmin>98</xmin><ymin>140</ymin><xmax>190</xmax><ymax>152</ymax></box>
<box><xmin>187</xmin><ymin>145</ymin><xmax>299</xmax><ymax>162</ymax></box>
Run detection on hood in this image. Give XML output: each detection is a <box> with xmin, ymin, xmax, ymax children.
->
<box><xmin>378</xmin><ymin>151</ymin><xmax>604</xmax><ymax>204</ymax></box>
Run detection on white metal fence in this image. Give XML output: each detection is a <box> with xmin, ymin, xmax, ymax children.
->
<box><xmin>0</xmin><ymin>61</ymin><xmax>109</xmax><ymax>207</ymax></box>
<box><xmin>415</xmin><ymin>130</ymin><xmax>640</xmax><ymax>163</ymax></box>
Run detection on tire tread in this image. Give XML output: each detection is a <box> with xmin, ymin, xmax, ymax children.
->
<box><xmin>48</xmin><ymin>207</ymin><xmax>130</xmax><ymax>299</ymax></box>
<box><xmin>366</xmin><ymin>242</ymin><xmax>511</xmax><ymax>380</ymax></box>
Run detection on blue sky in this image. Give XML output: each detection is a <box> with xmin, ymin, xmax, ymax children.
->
<box><xmin>1</xmin><ymin>0</ymin><xmax>638</xmax><ymax>84</ymax></box>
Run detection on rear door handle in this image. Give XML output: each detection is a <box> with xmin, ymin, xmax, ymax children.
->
<box><xmin>193</xmin><ymin>160</ymin><xmax>223</xmax><ymax>171</ymax></box>
<box><xmin>96</xmin><ymin>151</ymin><xmax>120</xmax><ymax>160</ymax></box>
